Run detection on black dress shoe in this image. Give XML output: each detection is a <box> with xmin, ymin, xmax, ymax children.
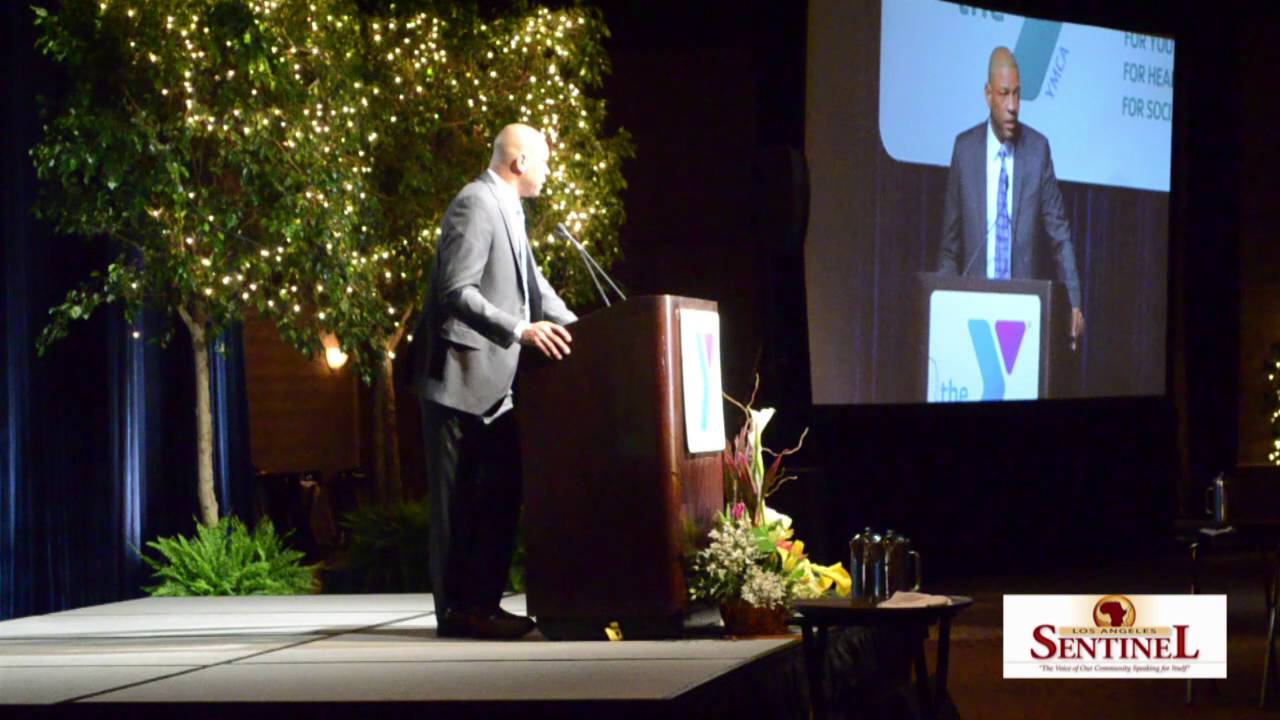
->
<box><xmin>437</xmin><ymin>608</ymin><xmax>536</xmax><ymax>640</ymax></box>
<box><xmin>470</xmin><ymin>608</ymin><xmax>536</xmax><ymax>640</ymax></box>
<box><xmin>435</xmin><ymin>609</ymin><xmax>472</xmax><ymax>638</ymax></box>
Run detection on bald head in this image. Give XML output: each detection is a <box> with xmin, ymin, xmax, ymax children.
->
<box><xmin>490</xmin><ymin>124</ymin><xmax>544</xmax><ymax>169</ymax></box>
<box><xmin>984</xmin><ymin>47</ymin><xmax>1021</xmax><ymax>143</ymax></box>
<box><xmin>987</xmin><ymin>46</ymin><xmax>1019</xmax><ymax>84</ymax></box>
<box><xmin>489</xmin><ymin>123</ymin><xmax>551</xmax><ymax>198</ymax></box>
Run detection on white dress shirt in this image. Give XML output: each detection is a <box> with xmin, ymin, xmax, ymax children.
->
<box><xmin>481</xmin><ymin>169</ymin><xmax>533</xmax><ymax>422</ymax></box>
<box><xmin>484</xmin><ymin>169</ymin><xmax>532</xmax><ymax>342</ymax></box>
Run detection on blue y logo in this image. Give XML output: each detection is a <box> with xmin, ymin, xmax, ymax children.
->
<box><xmin>696</xmin><ymin>332</ymin><xmax>716</xmax><ymax>431</ymax></box>
<box><xmin>967</xmin><ymin>319</ymin><xmax>1028</xmax><ymax>400</ymax></box>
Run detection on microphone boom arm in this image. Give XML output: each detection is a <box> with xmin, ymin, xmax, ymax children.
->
<box><xmin>555</xmin><ymin>223</ymin><xmax>627</xmax><ymax>306</ymax></box>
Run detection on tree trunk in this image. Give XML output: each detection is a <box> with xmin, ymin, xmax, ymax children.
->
<box><xmin>179</xmin><ymin>305</ymin><xmax>219</xmax><ymax>527</ymax></box>
<box><xmin>372</xmin><ymin>352</ymin><xmax>402</xmax><ymax>504</ymax></box>
<box><xmin>372</xmin><ymin>315</ymin><xmax>412</xmax><ymax>505</ymax></box>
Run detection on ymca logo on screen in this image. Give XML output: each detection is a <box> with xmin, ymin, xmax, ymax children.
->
<box><xmin>927</xmin><ymin>289</ymin><xmax>1041</xmax><ymax>402</ymax></box>
<box><xmin>964</xmin><ymin>319</ymin><xmax>1026</xmax><ymax>401</ymax></box>
<box><xmin>879</xmin><ymin>0</ymin><xmax>1174</xmax><ymax>191</ymax></box>
<box><xmin>1003</xmin><ymin>595</ymin><xmax>1226</xmax><ymax>679</ymax></box>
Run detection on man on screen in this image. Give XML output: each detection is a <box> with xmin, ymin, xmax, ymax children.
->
<box><xmin>938</xmin><ymin>46</ymin><xmax>1085</xmax><ymax>345</ymax></box>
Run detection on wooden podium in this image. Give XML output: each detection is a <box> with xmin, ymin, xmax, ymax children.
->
<box><xmin>516</xmin><ymin>295</ymin><xmax>724</xmax><ymax>640</ymax></box>
<box><xmin>915</xmin><ymin>273</ymin><xmax>1076</xmax><ymax>401</ymax></box>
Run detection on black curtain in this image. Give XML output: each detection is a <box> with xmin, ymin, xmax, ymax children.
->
<box><xmin>212</xmin><ymin>325</ymin><xmax>256</xmax><ymax>521</ymax></box>
<box><xmin>1</xmin><ymin>2</ymin><xmax>254</xmax><ymax>621</ymax></box>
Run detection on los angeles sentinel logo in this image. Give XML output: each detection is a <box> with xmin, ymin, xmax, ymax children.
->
<box><xmin>1003</xmin><ymin>595</ymin><xmax>1226</xmax><ymax>678</ymax></box>
<box><xmin>1033</xmin><ymin>596</ymin><xmax>1197</xmax><ymax>659</ymax></box>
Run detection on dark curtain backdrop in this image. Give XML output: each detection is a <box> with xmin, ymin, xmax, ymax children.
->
<box><xmin>1</xmin><ymin>2</ymin><xmax>253</xmax><ymax>621</ymax></box>
<box><xmin>212</xmin><ymin>328</ymin><xmax>256</xmax><ymax>522</ymax></box>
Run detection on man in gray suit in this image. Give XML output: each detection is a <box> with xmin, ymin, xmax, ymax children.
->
<box><xmin>939</xmin><ymin>46</ymin><xmax>1085</xmax><ymax>345</ymax></box>
<box><xmin>410</xmin><ymin>124</ymin><xmax>577</xmax><ymax>639</ymax></box>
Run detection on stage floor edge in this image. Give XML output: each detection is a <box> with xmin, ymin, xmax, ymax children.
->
<box><xmin>0</xmin><ymin>594</ymin><xmax>804</xmax><ymax>718</ymax></box>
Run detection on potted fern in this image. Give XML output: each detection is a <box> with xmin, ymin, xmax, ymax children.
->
<box><xmin>142</xmin><ymin>517</ymin><xmax>319</xmax><ymax>596</ymax></box>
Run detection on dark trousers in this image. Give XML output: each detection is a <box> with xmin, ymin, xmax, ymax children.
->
<box><xmin>420</xmin><ymin>398</ymin><xmax>523</xmax><ymax>615</ymax></box>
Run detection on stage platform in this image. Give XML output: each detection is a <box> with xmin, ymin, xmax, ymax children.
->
<box><xmin>0</xmin><ymin>594</ymin><xmax>807</xmax><ymax>718</ymax></box>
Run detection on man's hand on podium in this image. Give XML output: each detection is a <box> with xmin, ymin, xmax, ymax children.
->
<box><xmin>521</xmin><ymin>321</ymin><xmax>573</xmax><ymax>360</ymax></box>
<box><xmin>1070</xmin><ymin>308</ymin><xmax>1085</xmax><ymax>352</ymax></box>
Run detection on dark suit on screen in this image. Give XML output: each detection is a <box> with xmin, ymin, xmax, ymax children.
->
<box><xmin>938</xmin><ymin>120</ymin><xmax>1081</xmax><ymax>309</ymax></box>
<box><xmin>409</xmin><ymin>171</ymin><xmax>575</xmax><ymax>619</ymax></box>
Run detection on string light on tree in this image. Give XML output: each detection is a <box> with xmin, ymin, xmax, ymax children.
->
<box><xmin>31</xmin><ymin>0</ymin><xmax>631</xmax><ymax>510</ymax></box>
<box><xmin>1268</xmin><ymin>344</ymin><xmax>1280</xmax><ymax>465</ymax></box>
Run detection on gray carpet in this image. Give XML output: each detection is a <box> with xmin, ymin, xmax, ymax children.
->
<box><xmin>0</xmin><ymin>594</ymin><xmax>796</xmax><ymax>706</ymax></box>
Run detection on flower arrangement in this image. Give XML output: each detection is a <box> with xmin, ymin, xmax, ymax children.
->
<box><xmin>687</xmin><ymin>380</ymin><xmax>850</xmax><ymax>619</ymax></box>
<box><xmin>689</xmin><ymin>504</ymin><xmax>850</xmax><ymax>611</ymax></box>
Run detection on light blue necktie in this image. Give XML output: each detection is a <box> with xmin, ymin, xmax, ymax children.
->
<box><xmin>994</xmin><ymin>147</ymin><xmax>1011</xmax><ymax>280</ymax></box>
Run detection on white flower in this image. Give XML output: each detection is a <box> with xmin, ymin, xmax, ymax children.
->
<box><xmin>791</xmin><ymin>577</ymin><xmax>823</xmax><ymax>600</ymax></box>
<box><xmin>763</xmin><ymin>505</ymin><xmax>792</xmax><ymax>531</ymax></box>
<box><xmin>740</xmin><ymin>565</ymin><xmax>787</xmax><ymax>610</ymax></box>
<box><xmin>751</xmin><ymin>407</ymin><xmax>776</xmax><ymax>436</ymax></box>
<box><xmin>688</xmin><ymin>515</ymin><xmax>771</xmax><ymax>603</ymax></box>
<box><xmin>701</xmin><ymin>520</ymin><xmax>757</xmax><ymax>579</ymax></box>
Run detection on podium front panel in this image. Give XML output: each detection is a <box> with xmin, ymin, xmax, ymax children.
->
<box><xmin>915</xmin><ymin>273</ymin><xmax>1075</xmax><ymax>402</ymax></box>
<box><xmin>517</xmin><ymin>295</ymin><xmax>724</xmax><ymax>623</ymax></box>
<box><xmin>926</xmin><ymin>290</ymin><xmax>1042</xmax><ymax>402</ymax></box>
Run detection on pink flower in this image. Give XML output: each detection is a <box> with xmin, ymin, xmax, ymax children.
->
<box><xmin>732</xmin><ymin>502</ymin><xmax>746</xmax><ymax>520</ymax></box>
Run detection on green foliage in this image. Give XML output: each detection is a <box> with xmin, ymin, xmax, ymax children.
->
<box><xmin>31</xmin><ymin>1</ymin><xmax>633</xmax><ymax>381</ymax></box>
<box><xmin>31</xmin><ymin>0</ymin><xmax>380</xmax><ymax>358</ymax></box>
<box><xmin>338</xmin><ymin>497</ymin><xmax>433</xmax><ymax>592</ymax></box>
<box><xmin>346</xmin><ymin>4</ymin><xmax>634</xmax><ymax>333</ymax></box>
<box><xmin>722</xmin><ymin>384</ymin><xmax>809</xmax><ymax>527</ymax></box>
<box><xmin>142</xmin><ymin>516</ymin><xmax>320</xmax><ymax>596</ymax></box>
<box><xmin>333</xmin><ymin>498</ymin><xmax>527</xmax><ymax>593</ymax></box>
<box><xmin>1267</xmin><ymin>342</ymin><xmax>1280</xmax><ymax>465</ymax></box>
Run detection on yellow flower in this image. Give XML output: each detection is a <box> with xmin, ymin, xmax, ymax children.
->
<box><xmin>812</xmin><ymin>562</ymin><xmax>852</xmax><ymax>597</ymax></box>
<box><xmin>776</xmin><ymin>539</ymin><xmax>806</xmax><ymax>573</ymax></box>
<box><xmin>794</xmin><ymin>562</ymin><xmax>827</xmax><ymax>599</ymax></box>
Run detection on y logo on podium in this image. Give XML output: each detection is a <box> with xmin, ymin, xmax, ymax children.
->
<box><xmin>967</xmin><ymin>319</ymin><xmax>1027</xmax><ymax>400</ymax></box>
<box><xmin>695</xmin><ymin>331</ymin><xmax>717</xmax><ymax>431</ymax></box>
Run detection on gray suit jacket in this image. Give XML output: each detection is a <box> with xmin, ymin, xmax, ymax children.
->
<box><xmin>938</xmin><ymin>121</ymin><xmax>1081</xmax><ymax>308</ymax></box>
<box><xmin>410</xmin><ymin>173</ymin><xmax>577</xmax><ymax>415</ymax></box>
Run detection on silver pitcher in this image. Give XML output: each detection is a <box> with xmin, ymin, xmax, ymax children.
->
<box><xmin>1205</xmin><ymin>473</ymin><xmax>1226</xmax><ymax>523</ymax></box>
<box><xmin>848</xmin><ymin>528</ymin><xmax>883</xmax><ymax>600</ymax></box>
<box><xmin>882</xmin><ymin>530</ymin><xmax>922</xmax><ymax>595</ymax></box>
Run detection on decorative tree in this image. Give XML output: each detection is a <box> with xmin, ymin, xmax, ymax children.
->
<box><xmin>1267</xmin><ymin>342</ymin><xmax>1280</xmax><ymax>465</ymax></box>
<box><xmin>305</xmin><ymin>3</ymin><xmax>633</xmax><ymax>501</ymax></box>
<box><xmin>32</xmin><ymin>0</ymin><xmax>634</xmax><ymax>517</ymax></box>
<box><xmin>31</xmin><ymin>0</ymin><xmax>386</xmax><ymax>526</ymax></box>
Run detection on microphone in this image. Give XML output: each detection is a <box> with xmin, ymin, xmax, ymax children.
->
<box><xmin>554</xmin><ymin>223</ymin><xmax>626</xmax><ymax>307</ymax></box>
<box><xmin>960</xmin><ymin>216</ymin><xmax>999</xmax><ymax>278</ymax></box>
<box><xmin>957</xmin><ymin>219</ymin><xmax>1082</xmax><ymax>353</ymax></box>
